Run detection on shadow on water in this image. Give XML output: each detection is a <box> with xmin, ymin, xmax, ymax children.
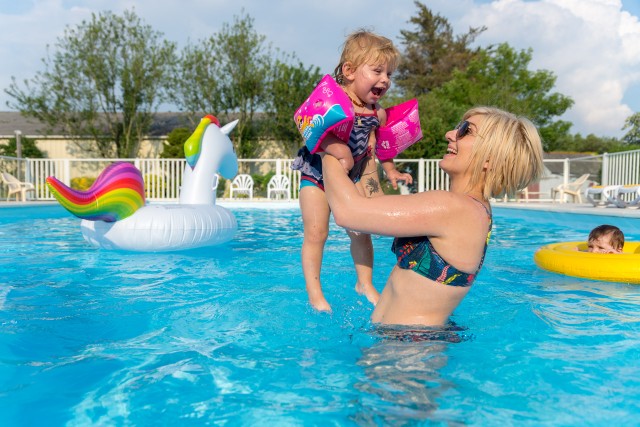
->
<box><xmin>350</xmin><ymin>324</ymin><xmax>471</xmax><ymax>426</ymax></box>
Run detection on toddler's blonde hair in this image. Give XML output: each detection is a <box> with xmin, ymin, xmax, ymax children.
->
<box><xmin>333</xmin><ymin>30</ymin><xmax>400</xmax><ymax>84</ymax></box>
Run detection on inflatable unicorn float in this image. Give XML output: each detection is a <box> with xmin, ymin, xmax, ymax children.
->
<box><xmin>47</xmin><ymin>115</ymin><xmax>239</xmax><ymax>252</ymax></box>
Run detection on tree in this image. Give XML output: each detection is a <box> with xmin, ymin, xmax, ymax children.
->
<box><xmin>0</xmin><ymin>135</ymin><xmax>44</xmax><ymax>158</ymax></box>
<box><xmin>395</xmin><ymin>1</ymin><xmax>486</xmax><ymax>97</ymax></box>
<box><xmin>169</xmin><ymin>41</ymin><xmax>224</xmax><ymax>125</ymax></box>
<box><xmin>622</xmin><ymin>112</ymin><xmax>640</xmax><ymax>145</ymax></box>
<box><xmin>262</xmin><ymin>60</ymin><xmax>322</xmax><ymax>157</ymax></box>
<box><xmin>5</xmin><ymin>9</ymin><xmax>176</xmax><ymax>158</ymax></box>
<box><xmin>171</xmin><ymin>11</ymin><xmax>273</xmax><ymax>159</ymax></box>
<box><xmin>553</xmin><ymin>133</ymin><xmax>640</xmax><ymax>154</ymax></box>
<box><xmin>401</xmin><ymin>43</ymin><xmax>574</xmax><ymax>158</ymax></box>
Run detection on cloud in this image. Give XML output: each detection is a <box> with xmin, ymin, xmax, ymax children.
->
<box><xmin>460</xmin><ymin>0</ymin><xmax>640</xmax><ymax>137</ymax></box>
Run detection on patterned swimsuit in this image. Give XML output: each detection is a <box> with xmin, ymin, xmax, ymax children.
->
<box><xmin>291</xmin><ymin>110</ymin><xmax>379</xmax><ymax>190</ymax></box>
<box><xmin>392</xmin><ymin>197</ymin><xmax>492</xmax><ymax>287</ymax></box>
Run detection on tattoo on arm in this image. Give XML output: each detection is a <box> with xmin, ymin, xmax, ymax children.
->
<box><xmin>366</xmin><ymin>177</ymin><xmax>380</xmax><ymax>196</ymax></box>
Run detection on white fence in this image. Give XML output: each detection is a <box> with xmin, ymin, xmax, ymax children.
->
<box><xmin>2</xmin><ymin>149</ymin><xmax>640</xmax><ymax>202</ymax></box>
<box><xmin>0</xmin><ymin>156</ymin><xmax>301</xmax><ymax>202</ymax></box>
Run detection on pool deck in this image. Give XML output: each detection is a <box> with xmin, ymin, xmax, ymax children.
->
<box><xmin>491</xmin><ymin>201</ymin><xmax>640</xmax><ymax>218</ymax></box>
<box><xmin>1</xmin><ymin>199</ymin><xmax>639</xmax><ymax>218</ymax></box>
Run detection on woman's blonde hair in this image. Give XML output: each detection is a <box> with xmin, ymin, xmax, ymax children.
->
<box><xmin>333</xmin><ymin>30</ymin><xmax>400</xmax><ymax>84</ymax></box>
<box><xmin>463</xmin><ymin>106</ymin><xmax>544</xmax><ymax>200</ymax></box>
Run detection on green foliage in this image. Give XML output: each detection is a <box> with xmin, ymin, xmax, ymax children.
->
<box><xmin>169</xmin><ymin>43</ymin><xmax>222</xmax><ymax>124</ymax></box>
<box><xmin>399</xmin><ymin>93</ymin><xmax>461</xmax><ymax>159</ymax></box>
<box><xmin>170</xmin><ymin>10</ymin><xmax>273</xmax><ymax>159</ymax></box>
<box><xmin>70</xmin><ymin>176</ymin><xmax>96</xmax><ymax>190</ymax></box>
<box><xmin>216</xmin><ymin>177</ymin><xmax>227</xmax><ymax>198</ymax></box>
<box><xmin>5</xmin><ymin>9</ymin><xmax>177</xmax><ymax>158</ymax></box>
<box><xmin>252</xmin><ymin>172</ymin><xmax>274</xmax><ymax>196</ymax></box>
<box><xmin>395</xmin><ymin>1</ymin><xmax>486</xmax><ymax>97</ymax></box>
<box><xmin>262</xmin><ymin>60</ymin><xmax>323</xmax><ymax>157</ymax></box>
<box><xmin>551</xmin><ymin>133</ymin><xmax>640</xmax><ymax>154</ymax></box>
<box><xmin>0</xmin><ymin>136</ymin><xmax>44</xmax><ymax>158</ymax></box>
<box><xmin>437</xmin><ymin>44</ymin><xmax>573</xmax><ymax>146</ymax></box>
<box><xmin>622</xmin><ymin>112</ymin><xmax>640</xmax><ymax>145</ymax></box>
<box><xmin>160</xmin><ymin>127</ymin><xmax>191</xmax><ymax>159</ymax></box>
<box><xmin>401</xmin><ymin>43</ymin><xmax>574</xmax><ymax>157</ymax></box>
<box><xmin>393</xmin><ymin>4</ymin><xmax>584</xmax><ymax>156</ymax></box>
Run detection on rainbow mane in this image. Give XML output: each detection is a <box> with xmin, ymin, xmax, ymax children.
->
<box><xmin>184</xmin><ymin>115</ymin><xmax>220</xmax><ymax>169</ymax></box>
<box><xmin>46</xmin><ymin>162</ymin><xmax>146</xmax><ymax>222</ymax></box>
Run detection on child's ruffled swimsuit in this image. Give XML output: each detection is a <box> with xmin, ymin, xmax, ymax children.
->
<box><xmin>391</xmin><ymin>197</ymin><xmax>492</xmax><ymax>287</ymax></box>
<box><xmin>291</xmin><ymin>111</ymin><xmax>379</xmax><ymax>191</ymax></box>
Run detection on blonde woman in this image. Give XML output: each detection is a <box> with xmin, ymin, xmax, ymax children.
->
<box><xmin>322</xmin><ymin>106</ymin><xmax>544</xmax><ymax>326</ymax></box>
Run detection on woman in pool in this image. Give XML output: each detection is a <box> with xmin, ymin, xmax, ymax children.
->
<box><xmin>321</xmin><ymin>106</ymin><xmax>544</xmax><ymax>326</ymax></box>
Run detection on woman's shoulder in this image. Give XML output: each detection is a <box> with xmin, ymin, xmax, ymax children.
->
<box><xmin>415</xmin><ymin>191</ymin><xmax>489</xmax><ymax>217</ymax></box>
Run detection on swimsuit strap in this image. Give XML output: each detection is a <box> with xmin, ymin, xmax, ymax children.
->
<box><xmin>466</xmin><ymin>195</ymin><xmax>492</xmax><ymax>219</ymax></box>
<box><xmin>466</xmin><ymin>195</ymin><xmax>492</xmax><ymax>279</ymax></box>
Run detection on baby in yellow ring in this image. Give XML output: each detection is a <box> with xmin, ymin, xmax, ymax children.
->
<box><xmin>587</xmin><ymin>224</ymin><xmax>624</xmax><ymax>254</ymax></box>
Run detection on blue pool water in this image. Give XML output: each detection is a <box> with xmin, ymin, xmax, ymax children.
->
<box><xmin>1</xmin><ymin>204</ymin><xmax>639</xmax><ymax>426</ymax></box>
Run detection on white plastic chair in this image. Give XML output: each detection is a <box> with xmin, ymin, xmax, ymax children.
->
<box><xmin>230</xmin><ymin>174</ymin><xmax>254</xmax><ymax>199</ymax></box>
<box><xmin>267</xmin><ymin>175</ymin><xmax>290</xmax><ymax>200</ymax></box>
<box><xmin>551</xmin><ymin>173</ymin><xmax>590</xmax><ymax>203</ymax></box>
<box><xmin>1</xmin><ymin>172</ymin><xmax>35</xmax><ymax>201</ymax></box>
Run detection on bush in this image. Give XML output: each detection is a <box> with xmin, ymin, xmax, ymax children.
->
<box><xmin>0</xmin><ymin>136</ymin><xmax>44</xmax><ymax>158</ymax></box>
<box><xmin>216</xmin><ymin>177</ymin><xmax>227</xmax><ymax>198</ymax></box>
<box><xmin>252</xmin><ymin>172</ymin><xmax>274</xmax><ymax>197</ymax></box>
<box><xmin>161</xmin><ymin>127</ymin><xmax>191</xmax><ymax>159</ymax></box>
<box><xmin>70</xmin><ymin>176</ymin><xmax>96</xmax><ymax>190</ymax></box>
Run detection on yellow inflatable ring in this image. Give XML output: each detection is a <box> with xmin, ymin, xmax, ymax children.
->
<box><xmin>534</xmin><ymin>242</ymin><xmax>640</xmax><ymax>284</ymax></box>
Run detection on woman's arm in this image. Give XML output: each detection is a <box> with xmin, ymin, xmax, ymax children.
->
<box><xmin>320</xmin><ymin>135</ymin><xmax>354</xmax><ymax>172</ymax></box>
<box><xmin>322</xmin><ymin>154</ymin><xmax>459</xmax><ymax>238</ymax></box>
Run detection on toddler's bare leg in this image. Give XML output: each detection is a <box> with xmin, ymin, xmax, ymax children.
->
<box><xmin>300</xmin><ymin>186</ymin><xmax>332</xmax><ymax>312</ymax></box>
<box><xmin>347</xmin><ymin>229</ymin><xmax>380</xmax><ymax>306</ymax></box>
<box><xmin>349</xmin><ymin>163</ymin><xmax>382</xmax><ymax>306</ymax></box>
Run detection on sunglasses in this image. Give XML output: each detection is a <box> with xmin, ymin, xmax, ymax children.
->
<box><xmin>455</xmin><ymin>120</ymin><xmax>472</xmax><ymax>141</ymax></box>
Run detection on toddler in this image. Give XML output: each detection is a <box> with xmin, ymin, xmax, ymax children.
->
<box><xmin>587</xmin><ymin>224</ymin><xmax>624</xmax><ymax>253</ymax></box>
<box><xmin>291</xmin><ymin>30</ymin><xmax>412</xmax><ymax>312</ymax></box>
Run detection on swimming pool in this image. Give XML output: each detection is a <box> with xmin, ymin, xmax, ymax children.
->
<box><xmin>1</xmin><ymin>205</ymin><xmax>639</xmax><ymax>425</ymax></box>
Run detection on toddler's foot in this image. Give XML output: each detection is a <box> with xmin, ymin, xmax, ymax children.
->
<box><xmin>307</xmin><ymin>289</ymin><xmax>332</xmax><ymax>312</ymax></box>
<box><xmin>355</xmin><ymin>282</ymin><xmax>380</xmax><ymax>306</ymax></box>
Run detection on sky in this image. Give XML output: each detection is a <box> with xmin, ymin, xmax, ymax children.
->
<box><xmin>0</xmin><ymin>0</ymin><xmax>639</xmax><ymax>138</ymax></box>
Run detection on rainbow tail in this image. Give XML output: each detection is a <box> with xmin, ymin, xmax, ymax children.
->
<box><xmin>46</xmin><ymin>162</ymin><xmax>146</xmax><ymax>222</ymax></box>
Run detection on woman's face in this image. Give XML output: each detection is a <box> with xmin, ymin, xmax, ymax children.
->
<box><xmin>439</xmin><ymin>115</ymin><xmax>483</xmax><ymax>175</ymax></box>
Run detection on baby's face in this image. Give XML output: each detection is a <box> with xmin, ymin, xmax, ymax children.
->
<box><xmin>587</xmin><ymin>234</ymin><xmax>622</xmax><ymax>254</ymax></box>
